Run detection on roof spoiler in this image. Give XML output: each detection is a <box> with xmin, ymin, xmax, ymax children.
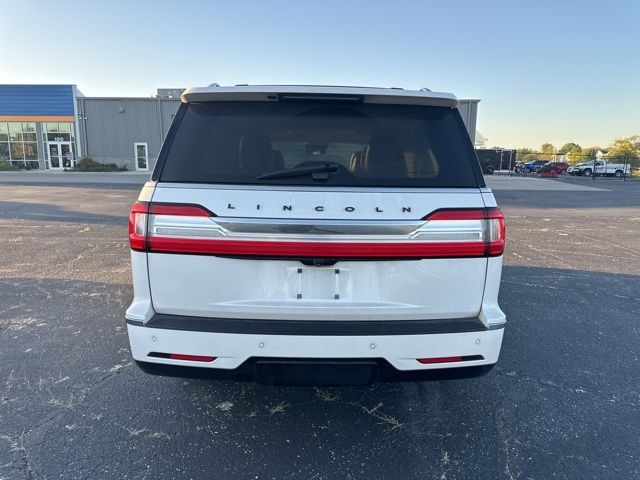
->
<box><xmin>181</xmin><ymin>85</ymin><xmax>458</xmax><ymax>108</ymax></box>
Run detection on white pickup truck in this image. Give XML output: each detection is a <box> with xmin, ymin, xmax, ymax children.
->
<box><xmin>568</xmin><ymin>160</ymin><xmax>630</xmax><ymax>177</ymax></box>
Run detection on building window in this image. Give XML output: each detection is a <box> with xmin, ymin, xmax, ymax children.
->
<box><xmin>134</xmin><ymin>142</ymin><xmax>149</xmax><ymax>171</ymax></box>
<box><xmin>43</xmin><ymin>122</ymin><xmax>74</xmax><ymax>143</ymax></box>
<box><xmin>10</xmin><ymin>142</ymin><xmax>25</xmax><ymax>160</ymax></box>
<box><xmin>0</xmin><ymin>123</ymin><xmax>8</xmax><ymax>161</ymax></box>
<box><xmin>0</xmin><ymin>122</ymin><xmax>39</xmax><ymax>168</ymax></box>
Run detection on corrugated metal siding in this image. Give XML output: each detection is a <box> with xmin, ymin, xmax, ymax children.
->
<box><xmin>457</xmin><ymin>100</ymin><xmax>479</xmax><ymax>144</ymax></box>
<box><xmin>0</xmin><ymin>85</ymin><xmax>75</xmax><ymax>115</ymax></box>
<box><xmin>78</xmin><ymin>98</ymin><xmax>180</xmax><ymax>169</ymax></box>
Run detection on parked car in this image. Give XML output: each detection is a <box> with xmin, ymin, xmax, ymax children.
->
<box><xmin>567</xmin><ymin>163</ymin><xmax>584</xmax><ymax>175</ymax></box>
<box><xmin>516</xmin><ymin>160</ymin><xmax>548</xmax><ymax>174</ymax></box>
<box><xmin>568</xmin><ymin>160</ymin><xmax>629</xmax><ymax>177</ymax></box>
<box><xmin>539</xmin><ymin>162</ymin><xmax>569</xmax><ymax>174</ymax></box>
<box><xmin>126</xmin><ymin>85</ymin><xmax>506</xmax><ymax>386</ymax></box>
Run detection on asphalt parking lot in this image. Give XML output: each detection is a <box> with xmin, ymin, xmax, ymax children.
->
<box><xmin>0</xmin><ymin>173</ymin><xmax>638</xmax><ymax>479</ymax></box>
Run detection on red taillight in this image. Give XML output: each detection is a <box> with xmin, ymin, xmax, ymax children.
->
<box><xmin>424</xmin><ymin>207</ymin><xmax>505</xmax><ymax>257</ymax></box>
<box><xmin>425</xmin><ymin>209</ymin><xmax>487</xmax><ymax>221</ymax></box>
<box><xmin>147</xmin><ymin>238</ymin><xmax>488</xmax><ymax>257</ymax></box>
<box><xmin>129</xmin><ymin>202</ymin><xmax>505</xmax><ymax>258</ymax></box>
<box><xmin>485</xmin><ymin>208</ymin><xmax>506</xmax><ymax>256</ymax></box>
<box><xmin>129</xmin><ymin>201</ymin><xmax>149</xmax><ymax>251</ymax></box>
<box><xmin>149</xmin><ymin>203</ymin><xmax>213</xmax><ymax>217</ymax></box>
<box><xmin>148</xmin><ymin>352</ymin><xmax>216</xmax><ymax>362</ymax></box>
<box><xmin>129</xmin><ymin>202</ymin><xmax>214</xmax><ymax>251</ymax></box>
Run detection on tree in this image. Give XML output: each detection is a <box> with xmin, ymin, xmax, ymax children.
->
<box><xmin>607</xmin><ymin>135</ymin><xmax>640</xmax><ymax>160</ymax></box>
<box><xmin>577</xmin><ymin>147</ymin><xmax>600</xmax><ymax>163</ymax></box>
<box><xmin>540</xmin><ymin>143</ymin><xmax>556</xmax><ymax>161</ymax></box>
<box><xmin>516</xmin><ymin>147</ymin><xmax>536</xmax><ymax>163</ymax></box>
<box><xmin>567</xmin><ymin>145</ymin><xmax>583</xmax><ymax>164</ymax></box>
<box><xmin>558</xmin><ymin>143</ymin><xmax>581</xmax><ymax>154</ymax></box>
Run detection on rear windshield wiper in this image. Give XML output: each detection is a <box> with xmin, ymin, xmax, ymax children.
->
<box><xmin>258</xmin><ymin>163</ymin><xmax>339</xmax><ymax>181</ymax></box>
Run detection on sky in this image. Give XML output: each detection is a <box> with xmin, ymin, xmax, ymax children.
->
<box><xmin>1</xmin><ymin>0</ymin><xmax>638</xmax><ymax>149</ymax></box>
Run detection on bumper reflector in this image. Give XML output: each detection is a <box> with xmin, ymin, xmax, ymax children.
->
<box><xmin>148</xmin><ymin>352</ymin><xmax>216</xmax><ymax>362</ymax></box>
<box><xmin>417</xmin><ymin>355</ymin><xmax>483</xmax><ymax>364</ymax></box>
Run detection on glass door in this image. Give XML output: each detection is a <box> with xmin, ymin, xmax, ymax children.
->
<box><xmin>135</xmin><ymin>143</ymin><xmax>149</xmax><ymax>171</ymax></box>
<box><xmin>49</xmin><ymin>143</ymin><xmax>62</xmax><ymax>169</ymax></box>
<box><xmin>60</xmin><ymin>143</ymin><xmax>74</xmax><ymax>168</ymax></box>
<box><xmin>48</xmin><ymin>142</ymin><xmax>74</xmax><ymax>169</ymax></box>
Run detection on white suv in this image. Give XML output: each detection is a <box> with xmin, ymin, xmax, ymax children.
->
<box><xmin>126</xmin><ymin>85</ymin><xmax>506</xmax><ymax>385</ymax></box>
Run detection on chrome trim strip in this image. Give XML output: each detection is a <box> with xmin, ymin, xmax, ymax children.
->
<box><xmin>215</xmin><ymin>217</ymin><xmax>426</xmax><ymax>235</ymax></box>
<box><xmin>149</xmin><ymin>215</ymin><xmax>485</xmax><ymax>242</ymax></box>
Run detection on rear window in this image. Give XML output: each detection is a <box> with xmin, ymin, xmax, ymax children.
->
<box><xmin>158</xmin><ymin>101</ymin><xmax>482</xmax><ymax>187</ymax></box>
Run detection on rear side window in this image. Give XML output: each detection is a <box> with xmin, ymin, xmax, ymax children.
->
<box><xmin>159</xmin><ymin>101</ymin><xmax>481</xmax><ymax>187</ymax></box>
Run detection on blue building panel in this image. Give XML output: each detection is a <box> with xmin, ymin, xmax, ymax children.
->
<box><xmin>0</xmin><ymin>85</ymin><xmax>75</xmax><ymax>116</ymax></box>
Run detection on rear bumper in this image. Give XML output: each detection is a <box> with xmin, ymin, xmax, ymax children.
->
<box><xmin>126</xmin><ymin>316</ymin><xmax>504</xmax><ymax>385</ymax></box>
<box><xmin>135</xmin><ymin>357</ymin><xmax>495</xmax><ymax>386</ymax></box>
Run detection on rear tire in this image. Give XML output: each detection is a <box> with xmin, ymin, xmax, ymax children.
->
<box><xmin>615</xmin><ymin>170</ymin><xmax>623</xmax><ymax>177</ymax></box>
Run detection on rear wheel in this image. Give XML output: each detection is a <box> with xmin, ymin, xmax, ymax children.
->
<box><xmin>485</xmin><ymin>166</ymin><xmax>494</xmax><ymax>175</ymax></box>
<box><xmin>615</xmin><ymin>170</ymin><xmax>623</xmax><ymax>177</ymax></box>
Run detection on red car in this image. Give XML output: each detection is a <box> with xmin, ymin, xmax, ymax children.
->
<box><xmin>539</xmin><ymin>162</ymin><xmax>569</xmax><ymax>174</ymax></box>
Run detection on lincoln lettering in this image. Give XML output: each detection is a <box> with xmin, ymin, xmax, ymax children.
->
<box><xmin>225</xmin><ymin>204</ymin><xmax>412</xmax><ymax>213</ymax></box>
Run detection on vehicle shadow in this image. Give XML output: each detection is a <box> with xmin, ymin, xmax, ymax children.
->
<box><xmin>0</xmin><ymin>181</ymin><xmax>143</xmax><ymax>191</ymax></box>
<box><xmin>0</xmin><ymin>200</ymin><xmax>128</xmax><ymax>224</ymax></box>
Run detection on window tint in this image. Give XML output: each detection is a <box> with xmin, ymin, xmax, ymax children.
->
<box><xmin>159</xmin><ymin>101</ymin><xmax>481</xmax><ymax>187</ymax></box>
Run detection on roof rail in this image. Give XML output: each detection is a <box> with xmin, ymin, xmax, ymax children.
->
<box><xmin>420</xmin><ymin>87</ymin><xmax>432</xmax><ymax>92</ymax></box>
<box><xmin>207</xmin><ymin>83</ymin><xmax>220</xmax><ymax>87</ymax></box>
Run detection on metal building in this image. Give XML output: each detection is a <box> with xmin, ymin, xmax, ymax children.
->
<box><xmin>1</xmin><ymin>84</ymin><xmax>480</xmax><ymax>172</ymax></box>
<box><xmin>76</xmin><ymin>97</ymin><xmax>180</xmax><ymax>171</ymax></box>
<box><xmin>456</xmin><ymin>99</ymin><xmax>479</xmax><ymax>145</ymax></box>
